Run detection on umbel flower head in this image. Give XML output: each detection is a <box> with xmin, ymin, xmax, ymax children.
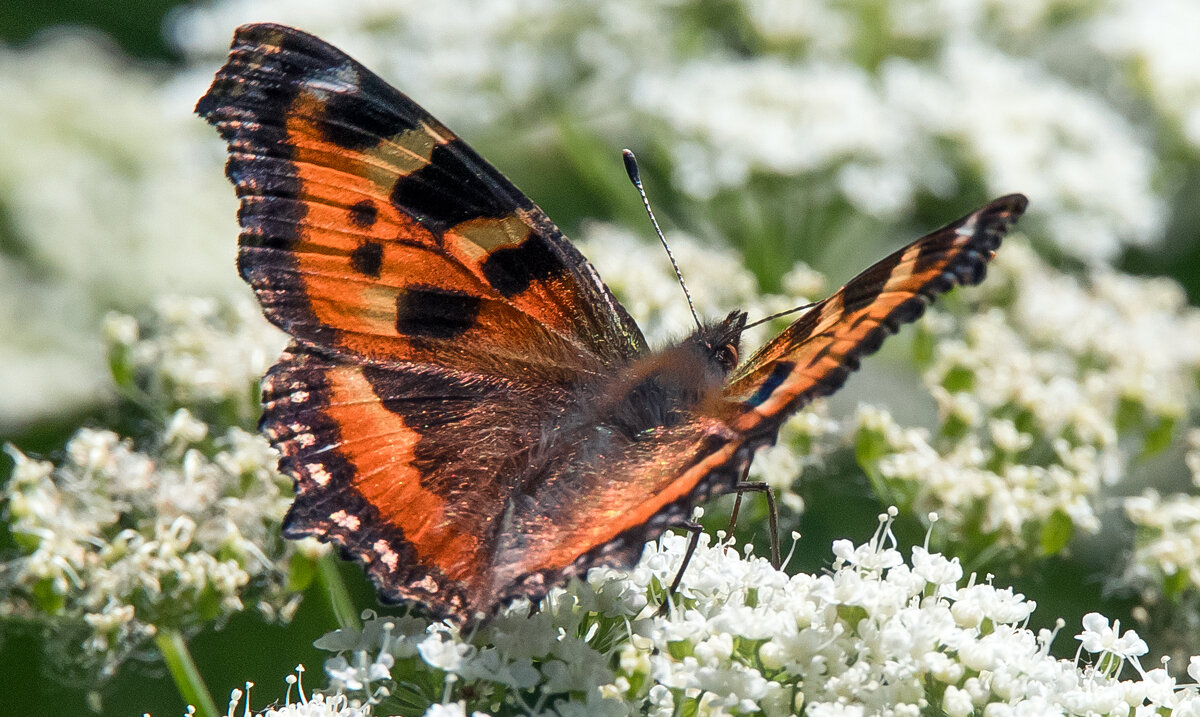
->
<box><xmin>1</xmin><ymin>299</ymin><xmax>313</xmax><ymax>685</ymax></box>
<box><xmin>309</xmin><ymin>513</ymin><xmax>1200</xmax><ymax>716</ymax></box>
<box><xmin>1</xmin><ymin>414</ymin><xmax>319</xmax><ymax>682</ymax></box>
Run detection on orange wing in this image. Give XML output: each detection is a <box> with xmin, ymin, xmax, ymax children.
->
<box><xmin>260</xmin><ymin>342</ymin><xmax>569</xmax><ymax>617</ymax></box>
<box><xmin>196</xmin><ymin>23</ymin><xmax>645</xmax><ymax>384</ymax></box>
<box><xmin>725</xmin><ymin>194</ymin><xmax>1028</xmax><ymax>435</ymax></box>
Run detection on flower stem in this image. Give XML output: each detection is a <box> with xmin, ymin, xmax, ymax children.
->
<box><xmin>317</xmin><ymin>552</ymin><xmax>361</xmax><ymax>632</ymax></box>
<box><xmin>155</xmin><ymin>628</ymin><xmax>219</xmax><ymax>717</ymax></box>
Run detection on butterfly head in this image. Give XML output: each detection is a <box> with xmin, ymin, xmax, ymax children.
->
<box><xmin>692</xmin><ymin>310</ymin><xmax>748</xmax><ymax>374</ymax></box>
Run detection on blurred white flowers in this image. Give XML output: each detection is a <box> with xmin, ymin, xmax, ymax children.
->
<box><xmin>1091</xmin><ymin>0</ymin><xmax>1200</xmax><ymax>148</ymax></box>
<box><xmin>4</xmin><ymin>0</ymin><xmax>1192</xmax><ymax>427</ymax></box>
<box><xmin>170</xmin><ymin>0</ymin><xmax>1167</xmax><ymax>262</ymax></box>
<box><xmin>105</xmin><ymin>294</ymin><xmax>285</xmax><ymax>426</ymax></box>
<box><xmin>0</xmin><ymin>32</ymin><xmax>240</xmax><ymax>428</ymax></box>
<box><xmin>1124</xmin><ymin>430</ymin><xmax>1200</xmax><ymax>601</ymax></box>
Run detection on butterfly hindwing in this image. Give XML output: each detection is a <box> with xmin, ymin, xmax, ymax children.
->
<box><xmin>725</xmin><ymin>194</ymin><xmax>1028</xmax><ymax>435</ymax></box>
<box><xmin>262</xmin><ymin>341</ymin><xmax>577</xmax><ymax>616</ymax></box>
<box><xmin>262</xmin><ymin>339</ymin><xmax>748</xmax><ymax>617</ymax></box>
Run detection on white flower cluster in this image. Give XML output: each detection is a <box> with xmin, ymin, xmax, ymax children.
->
<box><xmin>169</xmin><ymin>0</ymin><xmax>1167</xmax><ymax>260</ymax></box>
<box><xmin>1123</xmin><ymin>430</ymin><xmax>1200</xmax><ymax>600</ymax></box>
<box><xmin>0</xmin><ymin>411</ymin><xmax>317</xmax><ymax>680</ymax></box>
<box><xmin>0</xmin><ymin>33</ymin><xmax>239</xmax><ymax>427</ymax></box>
<box><xmin>104</xmin><ymin>295</ymin><xmax>285</xmax><ymax>427</ymax></box>
<box><xmin>854</xmin><ymin>239</ymin><xmax>1200</xmax><ymax>558</ymax></box>
<box><xmin>309</xmin><ymin>517</ymin><xmax>1200</xmax><ymax>716</ymax></box>
<box><xmin>220</xmin><ymin>667</ymin><xmax>371</xmax><ymax>717</ymax></box>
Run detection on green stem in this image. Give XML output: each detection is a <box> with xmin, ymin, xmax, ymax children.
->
<box><xmin>155</xmin><ymin>628</ymin><xmax>219</xmax><ymax>717</ymax></box>
<box><xmin>317</xmin><ymin>552</ymin><xmax>361</xmax><ymax>632</ymax></box>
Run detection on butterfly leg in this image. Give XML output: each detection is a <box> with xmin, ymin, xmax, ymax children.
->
<box><xmin>657</xmin><ymin>520</ymin><xmax>702</xmax><ymax>616</ymax></box>
<box><xmin>725</xmin><ymin>481</ymin><xmax>782</xmax><ymax>569</ymax></box>
<box><xmin>724</xmin><ymin>462</ymin><xmax>753</xmax><ymax>538</ymax></box>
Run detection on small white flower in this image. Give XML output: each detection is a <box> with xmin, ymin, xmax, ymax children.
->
<box><xmin>422</xmin><ymin>703</ymin><xmax>468</xmax><ymax>717</ymax></box>
<box><xmin>912</xmin><ymin>547</ymin><xmax>963</xmax><ymax>587</ymax></box>
<box><xmin>1188</xmin><ymin>655</ymin><xmax>1200</xmax><ymax>682</ymax></box>
<box><xmin>222</xmin><ymin>667</ymin><xmax>370</xmax><ymax>717</ymax></box>
<box><xmin>1076</xmin><ymin>613</ymin><xmax>1149</xmax><ymax>659</ymax></box>
<box><xmin>417</xmin><ymin>629</ymin><xmax>475</xmax><ymax>672</ymax></box>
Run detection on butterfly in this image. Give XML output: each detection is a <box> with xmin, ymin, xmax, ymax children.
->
<box><xmin>197</xmin><ymin>23</ymin><xmax>1027</xmax><ymax>624</ymax></box>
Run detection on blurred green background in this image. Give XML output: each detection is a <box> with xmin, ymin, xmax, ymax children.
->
<box><xmin>0</xmin><ymin>1</ymin><xmax>183</xmax><ymax>61</ymax></box>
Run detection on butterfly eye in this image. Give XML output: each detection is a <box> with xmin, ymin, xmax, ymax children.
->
<box><xmin>716</xmin><ymin>343</ymin><xmax>739</xmax><ymax>369</ymax></box>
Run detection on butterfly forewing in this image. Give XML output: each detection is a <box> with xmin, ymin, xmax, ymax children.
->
<box><xmin>196</xmin><ymin>23</ymin><xmax>645</xmax><ymax>378</ymax></box>
<box><xmin>260</xmin><ymin>342</ymin><xmax>566</xmax><ymax>616</ymax></box>
<box><xmin>725</xmin><ymin>194</ymin><xmax>1028</xmax><ymax>436</ymax></box>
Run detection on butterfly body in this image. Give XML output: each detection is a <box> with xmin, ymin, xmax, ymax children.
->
<box><xmin>451</xmin><ymin>312</ymin><xmax>752</xmax><ymax>609</ymax></box>
<box><xmin>199</xmin><ymin>23</ymin><xmax>1027</xmax><ymax>622</ymax></box>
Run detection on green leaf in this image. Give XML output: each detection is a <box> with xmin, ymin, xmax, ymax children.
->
<box><xmin>939</xmin><ymin>413</ymin><xmax>971</xmax><ymax>442</ymax></box>
<box><xmin>911</xmin><ymin>328</ymin><xmax>936</xmax><ymax>367</ymax></box>
<box><xmin>1142</xmin><ymin>414</ymin><xmax>1177</xmax><ymax>457</ymax></box>
<box><xmin>108</xmin><ymin>345</ymin><xmax>135</xmax><ymax>391</ymax></box>
<box><xmin>1115</xmin><ymin>396</ymin><xmax>1142</xmax><ymax>434</ymax></box>
<box><xmin>196</xmin><ymin>584</ymin><xmax>221</xmax><ymax>621</ymax></box>
<box><xmin>667</xmin><ymin>640</ymin><xmax>694</xmax><ymax>660</ymax></box>
<box><xmin>940</xmin><ymin>365</ymin><xmax>976</xmax><ymax>393</ymax></box>
<box><xmin>1163</xmin><ymin>568</ymin><xmax>1189</xmax><ymax>600</ymax></box>
<box><xmin>837</xmin><ymin>605</ymin><xmax>869</xmax><ymax>631</ymax></box>
<box><xmin>854</xmin><ymin>427</ymin><xmax>890</xmax><ymax>474</ymax></box>
<box><xmin>31</xmin><ymin>577</ymin><xmax>66</xmax><ymax>614</ymax></box>
<box><xmin>1039</xmin><ymin>510</ymin><xmax>1074</xmax><ymax>556</ymax></box>
<box><xmin>285</xmin><ymin>551</ymin><xmax>318</xmax><ymax>593</ymax></box>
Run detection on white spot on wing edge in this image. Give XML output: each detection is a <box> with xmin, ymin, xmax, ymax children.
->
<box><xmin>330</xmin><ymin>509</ymin><xmax>360</xmax><ymax>530</ymax></box>
<box><xmin>955</xmin><ymin>214</ymin><xmax>978</xmax><ymax>237</ymax></box>
<box><xmin>305</xmin><ymin>462</ymin><xmax>332</xmax><ymax>486</ymax></box>
<box><xmin>304</xmin><ymin>62</ymin><xmax>361</xmax><ymax>98</ymax></box>
<box><xmin>374</xmin><ymin>539</ymin><xmax>399</xmax><ymax>572</ymax></box>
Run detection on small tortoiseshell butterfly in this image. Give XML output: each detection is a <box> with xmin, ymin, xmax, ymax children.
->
<box><xmin>197</xmin><ymin>23</ymin><xmax>1027</xmax><ymax>623</ymax></box>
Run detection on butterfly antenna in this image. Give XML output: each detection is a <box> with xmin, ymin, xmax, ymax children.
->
<box><xmin>622</xmin><ymin>149</ymin><xmax>702</xmax><ymax>332</ymax></box>
<box><xmin>742</xmin><ymin>301</ymin><xmax>819</xmax><ymax>330</ymax></box>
